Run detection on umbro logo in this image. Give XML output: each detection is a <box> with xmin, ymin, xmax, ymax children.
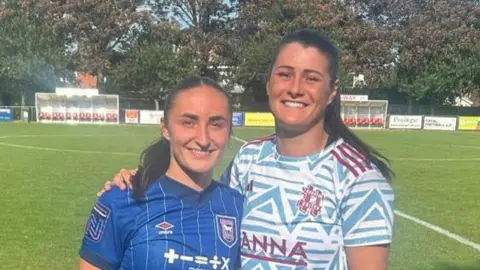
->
<box><xmin>156</xmin><ymin>221</ymin><xmax>174</xmax><ymax>235</ymax></box>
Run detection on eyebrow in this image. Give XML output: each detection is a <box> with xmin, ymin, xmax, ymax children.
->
<box><xmin>180</xmin><ymin>113</ymin><xmax>228</xmax><ymax>122</ymax></box>
<box><xmin>209</xmin><ymin>115</ymin><xmax>228</xmax><ymax>122</ymax></box>
<box><xmin>180</xmin><ymin>113</ymin><xmax>199</xmax><ymax>120</ymax></box>
<box><xmin>275</xmin><ymin>65</ymin><xmax>325</xmax><ymax>78</ymax></box>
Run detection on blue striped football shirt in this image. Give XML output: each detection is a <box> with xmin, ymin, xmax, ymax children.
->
<box><xmin>79</xmin><ymin>175</ymin><xmax>244</xmax><ymax>270</ymax></box>
<box><xmin>221</xmin><ymin>135</ymin><xmax>395</xmax><ymax>269</ymax></box>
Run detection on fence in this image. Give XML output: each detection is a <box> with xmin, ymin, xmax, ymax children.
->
<box><xmin>2</xmin><ymin>105</ymin><xmax>480</xmax><ymax>132</ymax></box>
<box><xmin>116</xmin><ymin>109</ymin><xmax>480</xmax><ymax>131</ymax></box>
<box><xmin>387</xmin><ymin>104</ymin><xmax>480</xmax><ymax>117</ymax></box>
<box><xmin>0</xmin><ymin>106</ymin><xmax>35</xmax><ymax>122</ymax></box>
<box><xmin>234</xmin><ymin>102</ymin><xmax>480</xmax><ymax>117</ymax></box>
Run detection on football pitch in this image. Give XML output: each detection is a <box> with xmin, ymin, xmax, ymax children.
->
<box><xmin>0</xmin><ymin>123</ymin><xmax>479</xmax><ymax>270</ymax></box>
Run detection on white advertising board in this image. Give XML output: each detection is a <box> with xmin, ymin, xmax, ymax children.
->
<box><xmin>423</xmin><ymin>116</ymin><xmax>457</xmax><ymax>131</ymax></box>
<box><xmin>388</xmin><ymin>115</ymin><xmax>423</xmax><ymax>129</ymax></box>
<box><xmin>140</xmin><ymin>110</ymin><xmax>164</xmax><ymax>125</ymax></box>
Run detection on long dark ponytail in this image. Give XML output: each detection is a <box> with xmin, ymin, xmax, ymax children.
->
<box><xmin>275</xmin><ymin>29</ymin><xmax>394</xmax><ymax>181</ymax></box>
<box><xmin>324</xmin><ymin>92</ymin><xmax>394</xmax><ymax>181</ymax></box>
<box><xmin>131</xmin><ymin>75</ymin><xmax>232</xmax><ymax>199</ymax></box>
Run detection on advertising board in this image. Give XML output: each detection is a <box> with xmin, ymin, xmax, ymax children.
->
<box><xmin>0</xmin><ymin>108</ymin><xmax>13</xmax><ymax>122</ymax></box>
<box><xmin>457</xmin><ymin>116</ymin><xmax>480</xmax><ymax>131</ymax></box>
<box><xmin>388</xmin><ymin>115</ymin><xmax>423</xmax><ymax>129</ymax></box>
<box><xmin>140</xmin><ymin>110</ymin><xmax>164</xmax><ymax>125</ymax></box>
<box><xmin>423</xmin><ymin>116</ymin><xmax>457</xmax><ymax>131</ymax></box>
<box><xmin>244</xmin><ymin>112</ymin><xmax>275</xmax><ymax>127</ymax></box>
<box><xmin>232</xmin><ymin>112</ymin><xmax>244</xmax><ymax>127</ymax></box>
<box><xmin>125</xmin><ymin>109</ymin><xmax>139</xmax><ymax>124</ymax></box>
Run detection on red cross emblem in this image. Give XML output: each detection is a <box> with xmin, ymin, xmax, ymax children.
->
<box><xmin>297</xmin><ymin>184</ymin><xmax>323</xmax><ymax>217</ymax></box>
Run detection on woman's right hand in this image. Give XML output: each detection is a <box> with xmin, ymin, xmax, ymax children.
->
<box><xmin>96</xmin><ymin>168</ymin><xmax>137</xmax><ymax>197</ymax></box>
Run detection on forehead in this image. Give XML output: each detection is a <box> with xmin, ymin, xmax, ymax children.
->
<box><xmin>274</xmin><ymin>42</ymin><xmax>330</xmax><ymax>72</ymax></box>
<box><xmin>170</xmin><ymin>85</ymin><xmax>230</xmax><ymax>117</ymax></box>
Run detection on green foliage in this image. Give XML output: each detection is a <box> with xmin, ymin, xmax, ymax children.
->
<box><xmin>0</xmin><ymin>0</ymin><xmax>478</xmax><ymax>106</ymax></box>
<box><xmin>0</xmin><ymin>3</ymin><xmax>70</xmax><ymax>105</ymax></box>
<box><xmin>105</xmin><ymin>41</ymin><xmax>197</xmax><ymax>107</ymax></box>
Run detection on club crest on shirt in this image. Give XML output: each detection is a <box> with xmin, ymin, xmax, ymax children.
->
<box><xmin>297</xmin><ymin>184</ymin><xmax>323</xmax><ymax>217</ymax></box>
<box><xmin>216</xmin><ymin>215</ymin><xmax>237</xmax><ymax>248</ymax></box>
<box><xmin>84</xmin><ymin>201</ymin><xmax>111</xmax><ymax>243</ymax></box>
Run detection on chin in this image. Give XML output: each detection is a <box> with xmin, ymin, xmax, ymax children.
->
<box><xmin>186</xmin><ymin>166</ymin><xmax>215</xmax><ymax>175</ymax></box>
<box><xmin>184</xmin><ymin>159</ymin><xmax>217</xmax><ymax>174</ymax></box>
<box><xmin>276</xmin><ymin>117</ymin><xmax>320</xmax><ymax>135</ymax></box>
<box><xmin>276</xmin><ymin>116</ymin><xmax>308</xmax><ymax>127</ymax></box>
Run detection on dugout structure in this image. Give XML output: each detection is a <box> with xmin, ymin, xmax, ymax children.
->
<box><xmin>340</xmin><ymin>95</ymin><xmax>388</xmax><ymax>129</ymax></box>
<box><xmin>35</xmin><ymin>88</ymin><xmax>119</xmax><ymax>124</ymax></box>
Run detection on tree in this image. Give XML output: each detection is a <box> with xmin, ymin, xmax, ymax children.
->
<box><xmin>18</xmin><ymin>0</ymin><xmax>152</xmax><ymax>90</ymax></box>
<box><xmin>351</xmin><ymin>0</ymin><xmax>480</xmax><ymax>103</ymax></box>
<box><xmin>234</xmin><ymin>0</ymin><xmax>480</xmax><ymax>105</ymax></box>
<box><xmin>106</xmin><ymin>40</ymin><xmax>198</xmax><ymax>109</ymax></box>
<box><xmin>150</xmin><ymin>0</ymin><xmax>238</xmax><ymax>79</ymax></box>
<box><xmin>233</xmin><ymin>0</ymin><xmax>381</xmax><ymax>95</ymax></box>
<box><xmin>0</xmin><ymin>2</ymin><xmax>70</xmax><ymax>106</ymax></box>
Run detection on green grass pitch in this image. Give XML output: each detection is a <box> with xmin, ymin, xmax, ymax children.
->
<box><xmin>0</xmin><ymin>123</ymin><xmax>479</xmax><ymax>269</ymax></box>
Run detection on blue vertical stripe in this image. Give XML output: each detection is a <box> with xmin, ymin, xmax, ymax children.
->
<box><xmin>218</xmin><ymin>187</ymin><xmax>231</xmax><ymax>260</ymax></box>
<box><xmin>127</xmin><ymin>189</ymin><xmax>134</xmax><ymax>269</ymax></box>
<box><xmin>197</xmin><ymin>210</ymin><xmax>202</xmax><ymax>268</ymax></box>
<box><xmin>180</xmin><ymin>199</ymin><xmax>185</xmax><ymax>269</ymax></box>
<box><xmin>158</xmin><ymin>182</ymin><xmax>168</xmax><ymax>270</ymax></box>
<box><xmin>144</xmin><ymin>193</ymin><xmax>150</xmax><ymax>270</ymax></box>
<box><xmin>209</xmin><ymin>201</ymin><xmax>218</xmax><ymax>256</ymax></box>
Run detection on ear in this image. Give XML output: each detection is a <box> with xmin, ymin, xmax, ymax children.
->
<box><xmin>160</xmin><ymin>118</ymin><xmax>170</xmax><ymax>140</ymax></box>
<box><xmin>266</xmin><ymin>82</ymin><xmax>270</xmax><ymax>96</ymax></box>
<box><xmin>327</xmin><ymin>79</ymin><xmax>340</xmax><ymax>105</ymax></box>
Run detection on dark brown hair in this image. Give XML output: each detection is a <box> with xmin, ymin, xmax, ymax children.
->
<box><xmin>272</xmin><ymin>29</ymin><xmax>394</xmax><ymax>181</ymax></box>
<box><xmin>132</xmin><ymin>75</ymin><xmax>232</xmax><ymax>199</ymax></box>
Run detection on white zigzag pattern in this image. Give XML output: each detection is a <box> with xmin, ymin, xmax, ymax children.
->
<box><xmin>231</xmin><ymin>138</ymin><xmax>394</xmax><ymax>270</ymax></box>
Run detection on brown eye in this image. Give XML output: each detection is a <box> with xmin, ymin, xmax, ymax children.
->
<box><xmin>306</xmin><ymin>76</ymin><xmax>320</xmax><ymax>82</ymax></box>
<box><xmin>182</xmin><ymin>120</ymin><xmax>194</xmax><ymax>127</ymax></box>
<box><xmin>277</xmin><ymin>72</ymin><xmax>291</xmax><ymax>79</ymax></box>
<box><xmin>211</xmin><ymin>121</ymin><xmax>226</xmax><ymax>129</ymax></box>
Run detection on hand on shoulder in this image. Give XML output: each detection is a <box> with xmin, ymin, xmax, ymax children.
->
<box><xmin>96</xmin><ymin>168</ymin><xmax>137</xmax><ymax>197</ymax></box>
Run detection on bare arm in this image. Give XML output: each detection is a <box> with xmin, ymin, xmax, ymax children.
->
<box><xmin>346</xmin><ymin>245</ymin><xmax>390</xmax><ymax>270</ymax></box>
<box><xmin>79</xmin><ymin>259</ymin><xmax>100</xmax><ymax>270</ymax></box>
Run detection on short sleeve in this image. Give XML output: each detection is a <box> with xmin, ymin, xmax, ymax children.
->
<box><xmin>220</xmin><ymin>160</ymin><xmax>234</xmax><ymax>186</ymax></box>
<box><xmin>220</xmin><ymin>156</ymin><xmax>244</xmax><ymax>195</ymax></box>
<box><xmin>341</xmin><ymin>170</ymin><xmax>395</xmax><ymax>247</ymax></box>
<box><xmin>79</xmin><ymin>190</ymin><xmax>130</xmax><ymax>269</ymax></box>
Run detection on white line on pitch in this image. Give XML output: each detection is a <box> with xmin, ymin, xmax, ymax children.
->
<box><xmin>0</xmin><ymin>141</ymin><xmax>139</xmax><ymax>156</ymax></box>
<box><xmin>231</xmin><ymin>135</ymin><xmax>480</xmax><ymax>252</ymax></box>
<box><xmin>392</xmin><ymin>157</ymin><xmax>480</xmax><ymax>161</ymax></box>
<box><xmin>395</xmin><ymin>210</ymin><xmax>480</xmax><ymax>251</ymax></box>
<box><xmin>0</xmin><ymin>136</ymin><xmax>235</xmax><ymax>159</ymax></box>
<box><xmin>231</xmin><ymin>136</ymin><xmax>480</xmax><ymax>161</ymax></box>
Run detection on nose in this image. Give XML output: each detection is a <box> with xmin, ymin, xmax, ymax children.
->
<box><xmin>195</xmin><ymin>124</ymin><xmax>211</xmax><ymax>150</ymax></box>
<box><xmin>288</xmin><ymin>75</ymin><xmax>304</xmax><ymax>97</ymax></box>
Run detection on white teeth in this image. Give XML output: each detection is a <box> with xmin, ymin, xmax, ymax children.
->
<box><xmin>191</xmin><ymin>149</ymin><xmax>210</xmax><ymax>157</ymax></box>
<box><xmin>284</xmin><ymin>101</ymin><xmax>305</xmax><ymax>108</ymax></box>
